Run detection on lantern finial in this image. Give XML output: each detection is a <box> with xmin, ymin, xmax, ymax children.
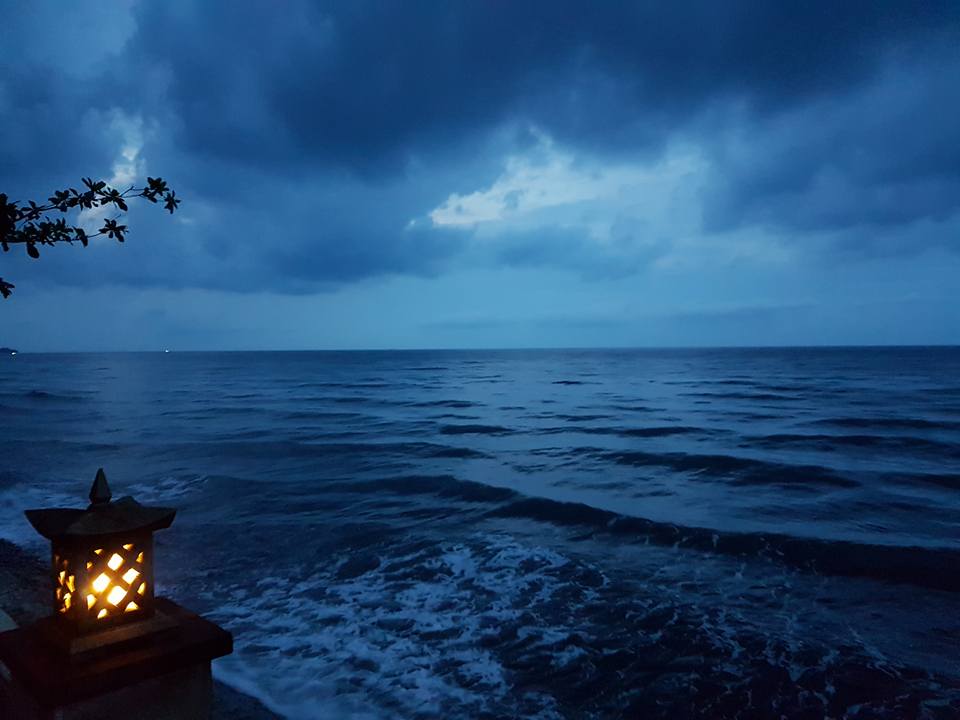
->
<box><xmin>89</xmin><ymin>468</ymin><xmax>112</xmax><ymax>507</ymax></box>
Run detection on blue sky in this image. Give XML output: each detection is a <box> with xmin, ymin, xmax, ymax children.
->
<box><xmin>1</xmin><ymin>1</ymin><xmax>958</xmax><ymax>350</ymax></box>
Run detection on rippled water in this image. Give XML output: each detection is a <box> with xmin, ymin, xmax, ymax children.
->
<box><xmin>1</xmin><ymin>348</ymin><xmax>959</xmax><ymax>718</ymax></box>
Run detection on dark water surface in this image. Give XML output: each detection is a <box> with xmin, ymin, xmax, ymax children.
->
<box><xmin>1</xmin><ymin>348</ymin><xmax>959</xmax><ymax>718</ymax></box>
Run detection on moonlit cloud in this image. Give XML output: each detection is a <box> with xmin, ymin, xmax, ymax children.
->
<box><xmin>430</xmin><ymin>132</ymin><xmax>706</xmax><ymax>235</ymax></box>
<box><xmin>429</xmin><ymin>133</ymin><xmax>629</xmax><ymax>227</ymax></box>
<box><xmin>79</xmin><ymin>112</ymin><xmax>147</xmax><ymax>236</ymax></box>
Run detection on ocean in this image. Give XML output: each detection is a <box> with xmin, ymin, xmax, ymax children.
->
<box><xmin>1</xmin><ymin>348</ymin><xmax>959</xmax><ymax>718</ymax></box>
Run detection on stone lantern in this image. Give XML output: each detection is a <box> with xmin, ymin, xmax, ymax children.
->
<box><xmin>24</xmin><ymin>469</ymin><xmax>175</xmax><ymax>649</ymax></box>
<box><xmin>0</xmin><ymin>469</ymin><xmax>233</xmax><ymax>720</ymax></box>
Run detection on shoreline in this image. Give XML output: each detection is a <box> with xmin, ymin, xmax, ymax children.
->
<box><xmin>0</xmin><ymin>538</ymin><xmax>281</xmax><ymax>719</ymax></box>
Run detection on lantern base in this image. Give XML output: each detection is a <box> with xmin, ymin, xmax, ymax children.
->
<box><xmin>36</xmin><ymin>609</ymin><xmax>179</xmax><ymax>659</ymax></box>
<box><xmin>0</xmin><ymin>598</ymin><xmax>232</xmax><ymax>719</ymax></box>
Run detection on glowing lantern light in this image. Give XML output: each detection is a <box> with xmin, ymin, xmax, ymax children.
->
<box><xmin>24</xmin><ymin>468</ymin><xmax>176</xmax><ymax>639</ymax></box>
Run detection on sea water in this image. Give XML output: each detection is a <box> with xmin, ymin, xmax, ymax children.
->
<box><xmin>1</xmin><ymin>348</ymin><xmax>959</xmax><ymax>717</ymax></box>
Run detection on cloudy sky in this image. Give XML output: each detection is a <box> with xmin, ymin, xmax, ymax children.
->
<box><xmin>1</xmin><ymin>1</ymin><xmax>958</xmax><ymax>350</ymax></box>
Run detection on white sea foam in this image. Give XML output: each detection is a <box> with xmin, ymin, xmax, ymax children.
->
<box><xmin>195</xmin><ymin>533</ymin><xmax>589</xmax><ymax>719</ymax></box>
<box><xmin>0</xmin><ymin>482</ymin><xmax>78</xmax><ymax>547</ymax></box>
<box><xmin>127</xmin><ymin>473</ymin><xmax>210</xmax><ymax>503</ymax></box>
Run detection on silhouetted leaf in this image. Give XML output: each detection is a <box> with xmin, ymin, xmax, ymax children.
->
<box><xmin>82</xmin><ymin>177</ymin><xmax>106</xmax><ymax>193</ymax></box>
<box><xmin>163</xmin><ymin>191</ymin><xmax>180</xmax><ymax>214</ymax></box>
<box><xmin>147</xmin><ymin>177</ymin><xmax>168</xmax><ymax>195</ymax></box>
<box><xmin>100</xmin><ymin>218</ymin><xmax>128</xmax><ymax>241</ymax></box>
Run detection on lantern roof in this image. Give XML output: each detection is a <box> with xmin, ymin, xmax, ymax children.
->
<box><xmin>24</xmin><ymin>469</ymin><xmax>176</xmax><ymax>540</ymax></box>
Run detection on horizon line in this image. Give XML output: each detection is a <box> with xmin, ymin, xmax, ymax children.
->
<box><xmin>5</xmin><ymin>343</ymin><xmax>960</xmax><ymax>355</ymax></box>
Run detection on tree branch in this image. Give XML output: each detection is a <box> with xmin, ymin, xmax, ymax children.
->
<box><xmin>0</xmin><ymin>177</ymin><xmax>179</xmax><ymax>298</ymax></box>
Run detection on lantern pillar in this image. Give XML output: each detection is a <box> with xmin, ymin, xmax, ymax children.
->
<box><xmin>0</xmin><ymin>599</ymin><xmax>230</xmax><ymax>720</ymax></box>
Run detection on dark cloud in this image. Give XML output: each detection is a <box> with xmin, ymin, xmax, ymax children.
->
<box><xmin>1</xmin><ymin>0</ymin><xmax>958</xmax><ymax>295</ymax></box>
<box><xmin>0</xmin><ymin>67</ymin><xmax>114</xmax><ymax>193</ymax></box>
<box><xmin>1</xmin><ymin>170</ymin><xmax>469</xmax><ymax>294</ymax></box>
<box><xmin>700</xmin><ymin>53</ymin><xmax>960</xmax><ymax>235</ymax></box>
<box><xmin>123</xmin><ymin>1</ymin><xmax>958</xmax><ymax>170</ymax></box>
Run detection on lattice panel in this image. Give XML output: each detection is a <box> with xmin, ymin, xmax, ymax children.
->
<box><xmin>53</xmin><ymin>552</ymin><xmax>75</xmax><ymax>614</ymax></box>
<box><xmin>84</xmin><ymin>542</ymin><xmax>148</xmax><ymax>621</ymax></box>
<box><xmin>51</xmin><ymin>534</ymin><xmax>156</xmax><ymax>633</ymax></box>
